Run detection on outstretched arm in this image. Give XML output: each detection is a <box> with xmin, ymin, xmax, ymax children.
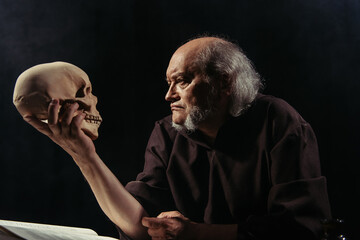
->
<box><xmin>24</xmin><ymin>99</ymin><xmax>149</xmax><ymax>240</ymax></box>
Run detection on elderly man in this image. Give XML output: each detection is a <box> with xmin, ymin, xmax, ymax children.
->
<box><xmin>24</xmin><ymin>36</ymin><xmax>331</xmax><ymax>240</ymax></box>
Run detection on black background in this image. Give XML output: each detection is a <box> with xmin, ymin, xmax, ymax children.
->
<box><xmin>0</xmin><ymin>0</ymin><xmax>359</xmax><ymax>238</ymax></box>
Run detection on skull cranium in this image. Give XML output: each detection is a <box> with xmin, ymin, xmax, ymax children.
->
<box><xmin>13</xmin><ymin>61</ymin><xmax>102</xmax><ymax>140</ymax></box>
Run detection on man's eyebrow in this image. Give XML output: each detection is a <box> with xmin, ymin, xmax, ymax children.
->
<box><xmin>167</xmin><ymin>72</ymin><xmax>188</xmax><ymax>81</ymax></box>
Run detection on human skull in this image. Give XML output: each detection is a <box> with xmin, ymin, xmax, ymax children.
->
<box><xmin>13</xmin><ymin>61</ymin><xmax>102</xmax><ymax>140</ymax></box>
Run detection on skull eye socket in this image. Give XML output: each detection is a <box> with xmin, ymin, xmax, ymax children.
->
<box><xmin>76</xmin><ymin>85</ymin><xmax>86</xmax><ymax>98</ymax></box>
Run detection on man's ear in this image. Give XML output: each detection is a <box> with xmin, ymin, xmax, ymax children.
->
<box><xmin>220</xmin><ymin>74</ymin><xmax>232</xmax><ymax>96</ymax></box>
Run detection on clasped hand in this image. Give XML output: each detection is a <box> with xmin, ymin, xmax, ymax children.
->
<box><xmin>142</xmin><ymin>211</ymin><xmax>194</xmax><ymax>240</ymax></box>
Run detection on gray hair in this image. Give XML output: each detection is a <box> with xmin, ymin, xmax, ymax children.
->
<box><xmin>194</xmin><ymin>38</ymin><xmax>263</xmax><ymax>116</ymax></box>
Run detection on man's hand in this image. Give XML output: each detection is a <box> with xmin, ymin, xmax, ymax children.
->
<box><xmin>23</xmin><ymin>99</ymin><xmax>96</xmax><ymax>163</ymax></box>
<box><xmin>142</xmin><ymin>211</ymin><xmax>193</xmax><ymax>240</ymax></box>
<box><xmin>142</xmin><ymin>211</ymin><xmax>238</xmax><ymax>240</ymax></box>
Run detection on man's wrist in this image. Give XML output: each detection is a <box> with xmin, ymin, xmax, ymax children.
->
<box><xmin>73</xmin><ymin>152</ymin><xmax>102</xmax><ymax>174</ymax></box>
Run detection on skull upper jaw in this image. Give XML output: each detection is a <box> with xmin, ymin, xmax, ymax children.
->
<box><xmin>14</xmin><ymin>94</ymin><xmax>102</xmax><ymax>140</ymax></box>
<box><xmin>81</xmin><ymin>114</ymin><xmax>102</xmax><ymax>140</ymax></box>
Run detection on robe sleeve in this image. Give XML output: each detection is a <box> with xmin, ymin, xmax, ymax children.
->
<box><xmin>125</xmin><ymin>120</ymin><xmax>176</xmax><ymax>217</ymax></box>
<box><xmin>237</xmin><ymin>99</ymin><xmax>332</xmax><ymax>240</ymax></box>
<box><xmin>117</xmin><ymin>120</ymin><xmax>176</xmax><ymax>240</ymax></box>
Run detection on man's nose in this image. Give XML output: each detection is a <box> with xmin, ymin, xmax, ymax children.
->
<box><xmin>165</xmin><ymin>84</ymin><xmax>179</xmax><ymax>102</ymax></box>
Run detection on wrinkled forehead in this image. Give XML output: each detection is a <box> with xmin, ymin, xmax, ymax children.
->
<box><xmin>166</xmin><ymin>47</ymin><xmax>203</xmax><ymax>78</ymax></box>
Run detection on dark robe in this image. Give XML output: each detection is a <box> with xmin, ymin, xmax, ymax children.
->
<box><xmin>121</xmin><ymin>94</ymin><xmax>331</xmax><ymax>239</ymax></box>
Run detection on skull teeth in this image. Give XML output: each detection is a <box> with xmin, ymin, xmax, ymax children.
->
<box><xmin>85</xmin><ymin>115</ymin><xmax>102</xmax><ymax>125</ymax></box>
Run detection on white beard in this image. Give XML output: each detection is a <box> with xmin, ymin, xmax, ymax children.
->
<box><xmin>172</xmin><ymin>105</ymin><xmax>212</xmax><ymax>133</ymax></box>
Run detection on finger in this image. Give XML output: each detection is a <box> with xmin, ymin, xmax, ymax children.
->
<box><xmin>70</xmin><ymin>112</ymin><xmax>86</xmax><ymax>136</ymax></box>
<box><xmin>158</xmin><ymin>211</ymin><xmax>189</xmax><ymax>222</ymax></box>
<box><xmin>61</xmin><ymin>102</ymin><xmax>79</xmax><ymax>126</ymax></box>
<box><xmin>23</xmin><ymin>115</ymin><xmax>52</xmax><ymax>136</ymax></box>
<box><xmin>48</xmin><ymin>99</ymin><xmax>61</xmax><ymax>134</ymax></box>
<box><xmin>48</xmin><ymin>99</ymin><xmax>60</xmax><ymax>125</ymax></box>
<box><xmin>58</xmin><ymin>103</ymin><xmax>79</xmax><ymax>137</ymax></box>
<box><xmin>147</xmin><ymin>227</ymin><xmax>166</xmax><ymax>238</ymax></box>
<box><xmin>142</xmin><ymin>217</ymin><xmax>165</xmax><ymax>228</ymax></box>
<box><xmin>157</xmin><ymin>211</ymin><xmax>182</xmax><ymax>219</ymax></box>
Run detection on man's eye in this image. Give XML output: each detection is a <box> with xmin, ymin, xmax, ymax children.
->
<box><xmin>178</xmin><ymin>79</ymin><xmax>189</xmax><ymax>88</ymax></box>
